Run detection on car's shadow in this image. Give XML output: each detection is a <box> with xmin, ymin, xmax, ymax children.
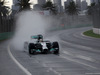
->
<box><xmin>23</xmin><ymin>51</ymin><xmax>59</xmax><ymax>58</ymax></box>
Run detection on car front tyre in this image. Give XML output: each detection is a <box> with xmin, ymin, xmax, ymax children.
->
<box><xmin>52</xmin><ymin>42</ymin><xmax>59</xmax><ymax>54</ymax></box>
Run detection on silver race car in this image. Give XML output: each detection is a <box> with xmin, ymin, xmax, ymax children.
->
<box><xmin>24</xmin><ymin>35</ymin><xmax>59</xmax><ymax>55</ymax></box>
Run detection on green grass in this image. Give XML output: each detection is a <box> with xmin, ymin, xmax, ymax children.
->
<box><xmin>83</xmin><ymin>30</ymin><xmax>100</xmax><ymax>38</ymax></box>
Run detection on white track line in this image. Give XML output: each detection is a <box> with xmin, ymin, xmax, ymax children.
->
<box><xmin>86</xmin><ymin>73</ymin><xmax>100</xmax><ymax>75</ymax></box>
<box><xmin>60</xmin><ymin>55</ymin><xmax>97</xmax><ymax>69</ymax></box>
<box><xmin>40</xmin><ymin>60</ymin><xmax>61</xmax><ymax>75</ymax></box>
<box><xmin>73</xmin><ymin>33</ymin><xmax>93</xmax><ymax>41</ymax></box>
<box><xmin>7</xmin><ymin>45</ymin><xmax>32</xmax><ymax>75</ymax></box>
<box><xmin>81</xmin><ymin>33</ymin><xmax>100</xmax><ymax>40</ymax></box>
<box><xmin>62</xmin><ymin>51</ymin><xmax>95</xmax><ymax>62</ymax></box>
<box><xmin>76</xmin><ymin>55</ymin><xmax>95</xmax><ymax>62</ymax></box>
<box><xmin>61</xmin><ymin>40</ymin><xmax>93</xmax><ymax>50</ymax></box>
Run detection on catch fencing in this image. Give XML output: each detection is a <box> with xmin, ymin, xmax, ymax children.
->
<box><xmin>0</xmin><ymin>16</ymin><xmax>14</xmax><ymax>40</ymax></box>
<box><xmin>50</xmin><ymin>14</ymin><xmax>92</xmax><ymax>31</ymax></box>
<box><xmin>0</xmin><ymin>16</ymin><xmax>14</xmax><ymax>33</ymax></box>
<box><xmin>0</xmin><ymin>12</ymin><xmax>93</xmax><ymax>40</ymax></box>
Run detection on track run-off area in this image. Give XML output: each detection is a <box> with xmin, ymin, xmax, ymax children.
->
<box><xmin>1</xmin><ymin>27</ymin><xmax>100</xmax><ymax>75</ymax></box>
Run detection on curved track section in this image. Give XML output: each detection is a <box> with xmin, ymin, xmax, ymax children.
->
<box><xmin>1</xmin><ymin>27</ymin><xmax>100</xmax><ymax>75</ymax></box>
<box><xmin>0</xmin><ymin>41</ymin><xmax>26</xmax><ymax>75</ymax></box>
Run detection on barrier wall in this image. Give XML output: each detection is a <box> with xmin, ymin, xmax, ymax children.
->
<box><xmin>0</xmin><ymin>32</ymin><xmax>13</xmax><ymax>41</ymax></box>
<box><xmin>92</xmin><ymin>4</ymin><xmax>100</xmax><ymax>34</ymax></box>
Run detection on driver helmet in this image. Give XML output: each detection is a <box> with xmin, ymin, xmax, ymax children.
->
<box><xmin>39</xmin><ymin>39</ymin><xmax>43</xmax><ymax>42</ymax></box>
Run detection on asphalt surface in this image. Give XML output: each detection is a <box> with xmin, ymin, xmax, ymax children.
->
<box><xmin>0</xmin><ymin>40</ymin><xmax>26</xmax><ymax>75</ymax></box>
<box><xmin>1</xmin><ymin>27</ymin><xmax>100</xmax><ymax>75</ymax></box>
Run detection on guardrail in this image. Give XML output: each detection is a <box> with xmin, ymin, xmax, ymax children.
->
<box><xmin>0</xmin><ymin>32</ymin><xmax>13</xmax><ymax>41</ymax></box>
<box><xmin>50</xmin><ymin>24</ymin><xmax>92</xmax><ymax>31</ymax></box>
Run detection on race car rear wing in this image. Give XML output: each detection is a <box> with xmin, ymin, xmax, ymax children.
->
<box><xmin>31</xmin><ymin>35</ymin><xmax>43</xmax><ymax>39</ymax></box>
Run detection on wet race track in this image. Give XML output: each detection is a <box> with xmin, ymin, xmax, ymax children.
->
<box><xmin>1</xmin><ymin>27</ymin><xmax>100</xmax><ymax>75</ymax></box>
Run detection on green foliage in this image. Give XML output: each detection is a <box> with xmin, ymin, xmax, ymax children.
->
<box><xmin>91</xmin><ymin>3</ymin><xmax>96</xmax><ymax>6</ymax></box>
<box><xmin>0</xmin><ymin>0</ymin><xmax>10</xmax><ymax>17</ymax></box>
<box><xmin>83</xmin><ymin>30</ymin><xmax>100</xmax><ymax>38</ymax></box>
<box><xmin>65</xmin><ymin>1</ymin><xmax>79</xmax><ymax>15</ymax></box>
<box><xmin>16</xmin><ymin>0</ymin><xmax>32</xmax><ymax>11</ymax></box>
<box><xmin>42</xmin><ymin>0</ymin><xmax>57</xmax><ymax>15</ymax></box>
<box><xmin>87</xmin><ymin>3</ymin><xmax>96</xmax><ymax>15</ymax></box>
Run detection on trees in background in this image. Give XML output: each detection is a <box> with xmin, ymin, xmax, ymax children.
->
<box><xmin>16</xmin><ymin>0</ymin><xmax>32</xmax><ymax>11</ymax></box>
<box><xmin>87</xmin><ymin>3</ymin><xmax>96</xmax><ymax>15</ymax></box>
<box><xmin>42</xmin><ymin>0</ymin><xmax>57</xmax><ymax>15</ymax></box>
<box><xmin>65</xmin><ymin>1</ymin><xmax>79</xmax><ymax>16</ymax></box>
<box><xmin>0</xmin><ymin>0</ymin><xmax>10</xmax><ymax>32</ymax></box>
<box><xmin>0</xmin><ymin>0</ymin><xmax>10</xmax><ymax>17</ymax></box>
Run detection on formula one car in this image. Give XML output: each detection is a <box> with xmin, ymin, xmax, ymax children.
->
<box><xmin>24</xmin><ymin>35</ymin><xmax>59</xmax><ymax>55</ymax></box>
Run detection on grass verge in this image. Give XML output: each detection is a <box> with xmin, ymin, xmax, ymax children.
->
<box><xmin>83</xmin><ymin>30</ymin><xmax>100</xmax><ymax>38</ymax></box>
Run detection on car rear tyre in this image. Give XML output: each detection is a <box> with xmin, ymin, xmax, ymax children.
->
<box><xmin>29</xmin><ymin>43</ymin><xmax>35</xmax><ymax>54</ymax></box>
